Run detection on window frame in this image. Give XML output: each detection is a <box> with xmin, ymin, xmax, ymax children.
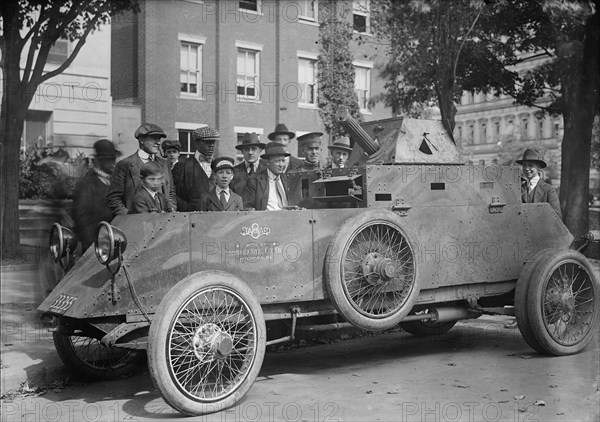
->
<box><xmin>239</xmin><ymin>0</ymin><xmax>259</xmax><ymax>12</ymax></box>
<box><xmin>297</xmin><ymin>52</ymin><xmax>318</xmax><ymax>108</ymax></box>
<box><xmin>352</xmin><ymin>0</ymin><xmax>370</xmax><ymax>34</ymax></box>
<box><xmin>299</xmin><ymin>0</ymin><xmax>318</xmax><ymax>22</ymax></box>
<box><xmin>48</xmin><ymin>38</ymin><xmax>70</xmax><ymax>64</ymax></box>
<box><xmin>353</xmin><ymin>61</ymin><xmax>373</xmax><ymax>114</ymax></box>
<box><xmin>236</xmin><ymin>41</ymin><xmax>263</xmax><ymax>102</ymax></box>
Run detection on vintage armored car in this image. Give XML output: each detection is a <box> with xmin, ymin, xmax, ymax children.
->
<box><xmin>40</xmin><ymin>110</ymin><xmax>600</xmax><ymax>416</ymax></box>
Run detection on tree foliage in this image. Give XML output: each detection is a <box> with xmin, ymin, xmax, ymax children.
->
<box><xmin>317</xmin><ymin>0</ymin><xmax>362</xmax><ymax>138</ymax></box>
<box><xmin>1</xmin><ymin>0</ymin><xmax>138</xmax><ymax>258</ymax></box>
<box><xmin>371</xmin><ymin>0</ymin><xmax>600</xmax><ymax>237</ymax></box>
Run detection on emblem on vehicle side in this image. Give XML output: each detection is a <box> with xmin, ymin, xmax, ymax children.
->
<box><xmin>49</xmin><ymin>294</ymin><xmax>77</xmax><ymax>314</ymax></box>
<box><xmin>241</xmin><ymin>223</ymin><xmax>271</xmax><ymax>239</ymax></box>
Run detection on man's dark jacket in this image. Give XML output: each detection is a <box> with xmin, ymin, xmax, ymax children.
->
<box><xmin>231</xmin><ymin>160</ymin><xmax>267</xmax><ymax>195</ymax></box>
<box><xmin>72</xmin><ymin>169</ymin><xmax>114</xmax><ymax>251</ymax></box>
<box><xmin>107</xmin><ymin>152</ymin><xmax>176</xmax><ymax>215</ymax></box>
<box><xmin>172</xmin><ymin>156</ymin><xmax>215</xmax><ymax>211</ymax></box>
<box><xmin>521</xmin><ymin>178</ymin><xmax>562</xmax><ymax>218</ymax></box>
<box><xmin>242</xmin><ymin>169</ymin><xmax>297</xmax><ymax>210</ymax></box>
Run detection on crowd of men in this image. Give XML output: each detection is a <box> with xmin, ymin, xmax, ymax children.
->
<box><xmin>71</xmin><ymin>121</ymin><xmax>560</xmax><ymax>256</ymax></box>
<box><xmin>71</xmin><ymin>122</ymin><xmax>354</xmax><ymax>249</ymax></box>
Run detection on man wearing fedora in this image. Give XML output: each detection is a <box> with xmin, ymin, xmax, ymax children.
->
<box><xmin>267</xmin><ymin>123</ymin><xmax>303</xmax><ymax>172</ymax></box>
<box><xmin>242</xmin><ymin>142</ymin><xmax>297</xmax><ymax>210</ymax></box>
<box><xmin>107</xmin><ymin>123</ymin><xmax>176</xmax><ymax>215</ymax></box>
<box><xmin>200</xmin><ymin>157</ymin><xmax>244</xmax><ymax>212</ymax></box>
<box><xmin>327</xmin><ymin>136</ymin><xmax>353</xmax><ymax>168</ymax></box>
<box><xmin>297</xmin><ymin>132</ymin><xmax>324</xmax><ymax>171</ymax></box>
<box><xmin>172</xmin><ymin>126</ymin><xmax>219</xmax><ymax>211</ymax></box>
<box><xmin>73</xmin><ymin>139</ymin><xmax>121</xmax><ymax>250</ymax></box>
<box><xmin>516</xmin><ymin>148</ymin><xmax>562</xmax><ymax>218</ymax></box>
<box><xmin>231</xmin><ymin>132</ymin><xmax>267</xmax><ymax>195</ymax></box>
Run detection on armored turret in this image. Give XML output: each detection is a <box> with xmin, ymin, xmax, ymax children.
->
<box><xmin>335</xmin><ymin>108</ymin><xmax>463</xmax><ymax>165</ymax></box>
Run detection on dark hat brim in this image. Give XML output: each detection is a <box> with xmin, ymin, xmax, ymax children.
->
<box><xmin>261</xmin><ymin>151</ymin><xmax>291</xmax><ymax>159</ymax></box>
<box><xmin>515</xmin><ymin>158</ymin><xmax>547</xmax><ymax>168</ymax></box>
<box><xmin>268</xmin><ymin>131</ymin><xmax>295</xmax><ymax>140</ymax></box>
<box><xmin>235</xmin><ymin>142</ymin><xmax>267</xmax><ymax>150</ymax></box>
<box><xmin>327</xmin><ymin>145</ymin><xmax>353</xmax><ymax>152</ymax></box>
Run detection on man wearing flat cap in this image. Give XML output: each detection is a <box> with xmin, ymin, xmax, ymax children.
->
<box><xmin>231</xmin><ymin>132</ymin><xmax>267</xmax><ymax>195</ymax></box>
<box><xmin>73</xmin><ymin>139</ymin><xmax>121</xmax><ymax>250</ymax></box>
<box><xmin>516</xmin><ymin>148</ymin><xmax>561</xmax><ymax>218</ymax></box>
<box><xmin>267</xmin><ymin>123</ymin><xmax>303</xmax><ymax>172</ymax></box>
<box><xmin>242</xmin><ymin>142</ymin><xmax>297</xmax><ymax>210</ymax></box>
<box><xmin>200</xmin><ymin>157</ymin><xmax>243</xmax><ymax>212</ymax></box>
<box><xmin>107</xmin><ymin>123</ymin><xmax>176</xmax><ymax>215</ymax></box>
<box><xmin>297</xmin><ymin>132</ymin><xmax>324</xmax><ymax>171</ymax></box>
<box><xmin>327</xmin><ymin>136</ymin><xmax>353</xmax><ymax>169</ymax></box>
<box><xmin>172</xmin><ymin>126</ymin><xmax>219</xmax><ymax>211</ymax></box>
<box><xmin>162</xmin><ymin>139</ymin><xmax>181</xmax><ymax>170</ymax></box>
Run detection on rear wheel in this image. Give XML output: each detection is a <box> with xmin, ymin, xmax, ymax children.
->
<box><xmin>148</xmin><ymin>271</ymin><xmax>266</xmax><ymax>416</ymax></box>
<box><xmin>325</xmin><ymin>210</ymin><xmax>420</xmax><ymax>331</ymax></box>
<box><xmin>525</xmin><ymin>250</ymin><xmax>599</xmax><ymax>355</ymax></box>
<box><xmin>53</xmin><ymin>329</ymin><xmax>143</xmax><ymax>380</ymax></box>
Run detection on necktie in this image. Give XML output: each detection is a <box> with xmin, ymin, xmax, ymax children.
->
<box><xmin>148</xmin><ymin>155</ymin><xmax>154</xmax><ymax>162</ymax></box>
<box><xmin>248</xmin><ymin>164</ymin><xmax>254</xmax><ymax>175</ymax></box>
<box><xmin>529</xmin><ymin>181</ymin><xmax>534</xmax><ymax>193</ymax></box>
<box><xmin>155</xmin><ymin>194</ymin><xmax>161</xmax><ymax>210</ymax></box>
<box><xmin>275</xmin><ymin>177</ymin><xmax>288</xmax><ymax>208</ymax></box>
<box><xmin>219</xmin><ymin>190</ymin><xmax>227</xmax><ymax>209</ymax></box>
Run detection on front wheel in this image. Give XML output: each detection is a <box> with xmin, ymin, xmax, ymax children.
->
<box><xmin>148</xmin><ymin>271</ymin><xmax>266</xmax><ymax>416</ymax></box>
<box><xmin>525</xmin><ymin>249</ymin><xmax>599</xmax><ymax>355</ymax></box>
<box><xmin>53</xmin><ymin>329</ymin><xmax>143</xmax><ymax>380</ymax></box>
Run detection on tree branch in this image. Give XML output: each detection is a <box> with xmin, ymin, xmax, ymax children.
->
<box><xmin>453</xmin><ymin>5</ymin><xmax>484</xmax><ymax>81</ymax></box>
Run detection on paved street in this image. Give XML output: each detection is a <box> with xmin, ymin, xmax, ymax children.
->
<box><xmin>1</xmin><ymin>315</ymin><xmax>599</xmax><ymax>422</ymax></box>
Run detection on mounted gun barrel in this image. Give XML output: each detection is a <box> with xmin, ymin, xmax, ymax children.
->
<box><xmin>335</xmin><ymin>108</ymin><xmax>379</xmax><ymax>155</ymax></box>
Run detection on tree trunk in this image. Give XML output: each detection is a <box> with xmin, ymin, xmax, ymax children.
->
<box><xmin>557</xmin><ymin>10</ymin><xmax>600</xmax><ymax>238</ymax></box>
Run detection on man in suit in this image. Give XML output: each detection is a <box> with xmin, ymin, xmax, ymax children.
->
<box><xmin>327</xmin><ymin>136</ymin><xmax>353</xmax><ymax>169</ymax></box>
<box><xmin>231</xmin><ymin>132</ymin><xmax>266</xmax><ymax>195</ymax></box>
<box><xmin>72</xmin><ymin>139</ymin><xmax>121</xmax><ymax>250</ymax></box>
<box><xmin>267</xmin><ymin>123</ymin><xmax>303</xmax><ymax>172</ymax></box>
<box><xmin>243</xmin><ymin>142</ymin><xmax>297</xmax><ymax>210</ymax></box>
<box><xmin>107</xmin><ymin>123</ymin><xmax>176</xmax><ymax>215</ymax></box>
<box><xmin>200</xmin><ymin>157</ymin><xmax>243</xmax><ymax>211</ymax></box>
<box><xmin>297</xmin><ymin>132</ymin><xmax>324</xmax><ymax>171</ymax></box>
<box><xmin>516</xmin><ymin>148</ymin><xmax>562</xmax><ymax>218</ymax></box>
<box><xmin>172</xmin><ymin>126</ymin><xmax>219</xmax><ymax>211</ymax></box>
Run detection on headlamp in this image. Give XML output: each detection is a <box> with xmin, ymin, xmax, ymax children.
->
<box><xmin>95</xmin><ymin>222</ymin><xmax>128</xmax><ymax>265</ymax></box>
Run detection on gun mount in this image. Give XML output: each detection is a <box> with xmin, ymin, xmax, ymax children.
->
<box><xmin>335</xmin><ymin>108</ymin><xmax>463</xmax><ymax>165</ymax></box>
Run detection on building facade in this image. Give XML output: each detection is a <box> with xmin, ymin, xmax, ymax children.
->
<box><xmin>453</xmin><ymin>53</ymin><xmax>599</xmax><ymax>192</ymax></box>
<box><xmin>11</xmin><ymin>27</ymin><xmax>113</xmax><ymax>156</ymax></box>
<box><xmin>111</xmin><ymin>0</ymin><xmax>391</xmax><ymax>159</ymax></box>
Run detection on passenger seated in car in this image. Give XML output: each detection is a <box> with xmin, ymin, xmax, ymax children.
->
<box><xmin>131</xmin><ymin>161</ymin><xmax>169</xmax><ymax>213</ymax></box>
<box><xmin>200</xmin><ymin>157</ymin><xmax>243</xmax><ymax>211</ymax></box>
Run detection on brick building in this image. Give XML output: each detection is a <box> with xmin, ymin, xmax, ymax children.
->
<box><xmin>110</xmin><ymin>0</ymin><xmax>391</xmax><ymax>159</ymax></box>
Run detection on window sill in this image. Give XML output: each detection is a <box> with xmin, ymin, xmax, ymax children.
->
<box><xmin>237</xmin><ymin>97</ymin><xmax>262</xmax><ymax>104</ymax></box>
<box><xmin>359</xmin><ymin>109</ymin><xmax>372</xmax><ymax>116</ymax></box>
<box><xmin>239</xmin><ymin>9</ymin><xmax>264</xmax><ymax>16</ymax></box>
<box><xmin>299</xmin><ymin>19</ymin><xmax>319</xmax><ymax>27</ymax></box>
<box><xmin>298</xmin><ymin>103</ymin><xmax>319</xmax><ymax>110</ymax></box>
<box><xmin>179</xmin><ymin>94</ymin><xmax>205</xmax><ymax>101</ymax></box>
<box><xmin>353</xmin><ymin>30</ymin><xmax>372</xmax><ymax>36</ymax></box>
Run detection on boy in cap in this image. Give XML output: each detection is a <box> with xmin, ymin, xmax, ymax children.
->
<box><xmin>516</xmin><ymin>148</ymin><xmax>561</xmax><ymax>218</ymax></box>
<box><xmin>200</xmin><ymin>157</ymin><xmax>243</xmax><ymax>211</ymax></box>
<box><xmin>243</xmin><ymin>142</ymin><xmax>296</xmax><ymax>210</ymax></box>
<box><xmin>172</xmin><ymin>126</ymin><xmax>219</xmax><ymax>211</ymax></box>
<box><xmin>297</xmin><ymin>132</ymin><xmax>324</xmax><ymax>171</ymax></box>
<box><xmin>72</xmin><ymin>139</ymin><xmax>121</xmax><ymax>250</ymax></box>
<box><xmin>232</xmin><ymin>132</ymin><xmax>266</xmax><ymax>194</ymax></box>
<box><xmin>107</xmin><ymin>123</ymin><xmax>176</xmax><ymax>214</ymax></box>
<box><xmin>162</xmin><ymin>139</ymin><xmax>181</xmax><ymax>170</ymax></box>
<box><xmin>131</xmin><ymin>161</ymin><xmax>169</xmax><ymax>213</ymax></box>
<box><xmin>327</xmin><ymin>136</ymin><xmax>353</xmax><ymax>169</ymax></box>
<box><xmin>267</xmin><ymin>123</ymin><xmax>303</xmax><ymax>172</ymax></box>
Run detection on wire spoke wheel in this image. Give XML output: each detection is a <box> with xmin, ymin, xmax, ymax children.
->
<box><xmin>326</xmin><ymin>210</ymin><xmax>420</xmax><ymax>331</ymax></box>
<box><xmin>53</xmin><ymin>330</ymin><xmax>143</xmax><ymax>380</ymax></box>
<box><xmin>523</xmin><ymin>249</ymin><xmax>599</xmax><ymax>356</ymax></box>
<box><xmin>541</xmin><ymin>261</ymin><xmax>595</xmax><ymax>346</ymax></box>
<box><xmin>149</xmin><ymin>271</ymin><xmax>266</xmax><ymax>416</ymax></box>
<box><xmin>168</xmin><ymin>288</ymin><xmax>257</xmax><ymax>401</ymax></box>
